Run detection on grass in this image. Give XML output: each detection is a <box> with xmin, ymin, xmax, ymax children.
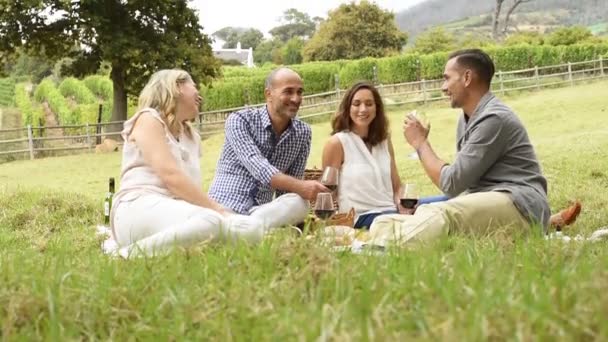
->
<box><xmin>1</xmin><ymin>80</ymin><xmax>608</xmax><ymax>339</ymax></box>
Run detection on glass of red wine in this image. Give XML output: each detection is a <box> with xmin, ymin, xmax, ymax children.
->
<box><xmin>320</xmin><ymin>166</ymin><xmax>339</xmax><ymax>193</ymax></box>
<box><xmin>400</xmin><ymin>183</ymin><xmax>419</xmax><ymax>209</ymax></box>
<box><xmin>314</xmin><ymin>192</ymin><xmax>335</xmax><ymax>220</ymax></box>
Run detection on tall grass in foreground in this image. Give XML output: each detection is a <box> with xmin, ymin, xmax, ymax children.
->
<box><xmin>1</xmin><ymin>80</ymin><xmax>608</xmax><ymax>339</ymax></box>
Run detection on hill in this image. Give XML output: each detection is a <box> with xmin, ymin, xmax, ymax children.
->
<box><xmin>397</xmin><ymin>0</ymin><xmax>608</xmax><ymax>39</ymax></box>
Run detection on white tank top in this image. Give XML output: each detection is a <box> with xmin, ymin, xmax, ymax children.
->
<box><xmin>111</xmin><ymin>107</ymin><xmax>202</xmax><ymax>213</ymax></box>
<box><xmin>335</xmin><ymin>131</ymin><xmax>396</xmax><ymax>219</ymax></box>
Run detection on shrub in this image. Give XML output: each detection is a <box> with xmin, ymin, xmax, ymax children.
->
<box><xmin>58</xmin><ymin>77</ymin><xmax>96</xmax><ymax>104</ymax></box>
<box><xmin>15</xmin><ymin>83</ymin><xmax>45</xmax><ymax>128</ymax></box>
<box><xmin>377</xmin><ymin>54</ymin><xmax>420</xmax><ymax>84</ymax></box>
<box><xmin>338</xmin><ymin>58</ymin><xmax>378</xmax><ymax>88</ymax></box>
<box><xmin>33</xmin><ymin>79</ymin><xmax>74</xmax><ymax>125</ymax></box>
<box><xmin>83</xmin><ymin>75</ymin><xmax>113</xmax><ymax>101</ymax></box>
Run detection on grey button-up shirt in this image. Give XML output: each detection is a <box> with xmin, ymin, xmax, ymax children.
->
<box><xmin>439</xmin><ymin>92</ymin><xmax>551</xmax><ymax>229</ymax></box>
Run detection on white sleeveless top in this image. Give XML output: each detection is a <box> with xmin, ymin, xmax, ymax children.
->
<box><xmin>111</xmin><ymin>108</ymin><xmax>202</xmax><ymax>216</ymax></box>
<box><xmin>335</xmin><ymin>131</ymin><xmax>396</xmax><ymax>219</ymax></box>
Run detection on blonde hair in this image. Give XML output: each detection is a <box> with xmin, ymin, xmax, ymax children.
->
<box><xmin>138</xmin><ymin>69</ymin><xmax>194</xmax><ymax>138</ymax></box>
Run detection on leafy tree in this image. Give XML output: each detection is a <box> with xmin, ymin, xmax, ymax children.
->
<box><xmin>546</xmin><ymin>26</ymin><xmax>599</xmax><ymax>46</ymax></box>
<box><xmin>269</xmin><ymin>8</ymin><xmax>317</xmax><ymax>42</ymax></box>
<box><xmin>254</xmin><ymin>39</ymin><xmax>284</xmax><ymax>65</ymax></box>
<box><xmin>411</xmin><ymin>27</ymin><xmax>456</xmax><ymax>54</ymax></box>
<box><xmin>303</xmin><ymin>1</ymin><xmax>407</xmax><ymax>61</ymax></box>
<box><xmin>5</xmin><ymin>50</ymin><xmax>55</xmax><ymax>83</ymax></box>
<box><xmin>0</xmin><ymin>0</ymin><xmax>220</xmax><ymax>126</ymax></box>
<box><xmin>212</xmin><ymin>27</ymin><xmax>264</xmax><ymax>49</ymax></box>
<box><xmin>281</xmin><ymin>38</ymin><xmax>304</xmax><ymax>65</ymax></box>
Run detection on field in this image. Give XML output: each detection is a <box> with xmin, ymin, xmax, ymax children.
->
<box><xmin>1</xmin><ymin>81</ymin><xmax>608</xmax><ymax>339</ymax></box>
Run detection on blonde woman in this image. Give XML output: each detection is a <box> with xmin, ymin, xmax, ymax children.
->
<box><xmin>110</xmin><ymin>69</ymin><xmax>264</xmax><ymax>257</ymax></box>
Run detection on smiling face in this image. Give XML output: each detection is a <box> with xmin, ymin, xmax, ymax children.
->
<box><xmin>265</xmin><ymin>70</ymin><xmax>304</xmax><ymax>120</ymax></box>
<box><xmin>349</xmin><ymin>88</ymin><xmax>377</xmax><ymax>130</ymax></box>
<box><xmin>175</xmin><ymin>79</ymin><xmax>201</xmax><ymax>121</ymax></box>
<box><xmin>441</xmin><ymin>57</ymin><xmax>468</xmax><ymax>109</ymax></box>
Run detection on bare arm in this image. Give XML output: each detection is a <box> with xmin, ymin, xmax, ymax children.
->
<box><xmin>387</xmin><ymin>138</ymin><xmax>403</xmax><ymax>206</ymax></box>
<box><xmin>416</xmin><ymin>140</ymin><xmax>447</xmax><ymax>188</ymax></box>
<box><xmin>321</xmin><ymin>135</ymin><xmax>344</xmax><ymax>170</ymax></box>
<box><xmin>130</xmin><ymin>112</ymin><xmax>226</xmax><ymax>213</ymax></box>
<box><xmin>403</xmin><ymin>113</ymin><xmax>447</xmax><ymax>189</ymax></box>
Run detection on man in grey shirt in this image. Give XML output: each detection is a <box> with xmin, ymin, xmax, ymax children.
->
<box><xmin>369</xmin><ymin>49</ymin><xmax>551</xmax><ymax>246</ymax></box>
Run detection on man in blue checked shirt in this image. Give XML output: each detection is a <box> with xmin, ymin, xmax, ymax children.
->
<box><xmin>209</xmin><ymin>68</ymin><xmax>328</xmax><ymax>229</ymax></box>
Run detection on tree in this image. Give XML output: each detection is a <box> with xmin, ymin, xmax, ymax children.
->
<box><xmin>253</xmin><ymin>39</ymin><xmax>284</xmax><ymax>65</ymax></box>
<box><xmin>212</xmin><ymin>27</ymin><xmax>264</xmax><ymax>49</ymax></box>
<box><xmin>411</xmin><ymin>28</ymin><xmax>456</xmax><ymax>54</ymax></box>
<box><xmin>303</xmin><ymin>1</ymin><xmax>407</xmax><ymax>61</ymax></box>
<box><xmin>281</xmin><ymin>38</ymin><xmax>304</xmax><ymax>65</ymax></box>
<box><xmin>501</xmin><ymin>0</ymin><xmax>533</xmax><ymax>36</ymax></box>
<box><xmin>269</xmin><ymin>8</ymin><xmax>317</xmax><ymax>42</ymax></box>
<box><xmin>0</xmin><ymin>0</ymin><xmax>220</xmax><ymax>127</ymax></box>
<box><xmin>492</xmin><ymin>0</ymin><xmax>533</xmax><ymax>40</ymax></box>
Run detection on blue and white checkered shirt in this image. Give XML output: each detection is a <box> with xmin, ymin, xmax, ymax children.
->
<box><xmin>208</xmin><ymin>106</ymin><xmax>312</xmax><ymax>214</ymax></box>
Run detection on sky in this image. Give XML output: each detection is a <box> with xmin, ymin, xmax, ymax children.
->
<box><xmin>192</xmin><ymin>0</ymin><xmax>427</xmax><ymax>47</ymax></box>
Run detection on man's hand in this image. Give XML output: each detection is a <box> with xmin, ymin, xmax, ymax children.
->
<box><xmin>297</xmin><ymin>180</ymin><xmax>329</xmax><ymax>201</ymax></box>
<box><xmin>403</xmin><ymin>112</ymin><xmax>430</xmax><ymax>149</ymax></box>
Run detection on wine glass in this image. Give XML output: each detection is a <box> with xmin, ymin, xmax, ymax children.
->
<box><xmin>314</xmin><ymin>192</ymin><xmax>336</xmax><ymax>220</ymax></box>
<box><xmin>412</xmin><ymin>110</ymin><xmax>430</xmax><ymax>130</ymax></box>
<box><xmin>399</xmin><ymin>183</ymin><xmax>419</xmax><ymax>209</ymax></box>
<box><xmin>320</xmin><ymin>166</ymin><xmax>339</xmax><ymax>193</ymax></box>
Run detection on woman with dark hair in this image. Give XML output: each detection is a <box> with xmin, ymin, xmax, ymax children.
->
<box><xmin>321</xmin><ymin>82</ymin><xmax>412</xmax><ymax>229</ymax></box>
<box><xmin>322</xmin><ymin>81</ymin><xmax>581</xmax><ymax>230</ymax></box>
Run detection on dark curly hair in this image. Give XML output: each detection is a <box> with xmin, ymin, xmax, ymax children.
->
<box><xmin>331</xmin><ymin>81</ymin><xmax>389</xmax><ymax>146</ymax></box>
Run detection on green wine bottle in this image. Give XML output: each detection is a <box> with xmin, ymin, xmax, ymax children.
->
<box><xmin>104</xmin><ymin>177</ymin><xmax>115</xmax><ymax>225</ymax></box>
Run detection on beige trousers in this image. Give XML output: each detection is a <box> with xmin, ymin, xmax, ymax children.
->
<box><xmin>368</xmin><ymin>192</ymin><xmax>530</xmax><ymax>247</ymax></box>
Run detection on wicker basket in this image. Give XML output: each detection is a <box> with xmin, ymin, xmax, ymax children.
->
<box><xmin>327</xmin><ymin>207</ymin><xmax>355</xmax><ymax>227</ymax></box>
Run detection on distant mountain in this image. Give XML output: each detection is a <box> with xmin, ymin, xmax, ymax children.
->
<box><xmin>397</xmin><ymin>0</ymin><xmax>608</xmax><ymax>39</ymax></box>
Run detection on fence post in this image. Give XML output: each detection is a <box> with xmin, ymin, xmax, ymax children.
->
<box><xmin>421</xmin><ymin>79</ymin><xmax>427</xmax><ymax>104</ymax></box>
<box><xmin>372</xmin><ymin>65</ymin><xmax>378</xmax><ymax>85</ymax></box>
<box><xmin>27</xmin><ymin>124</ymin><xmax>34</xmax><ymax>160</ymax></box>
<box><xmin>334</xmin><ymin>74</ymin><xmax>340</xmax><ymax>101</ymax></box>
<box><xmin>600</xmin><ymin>56</ymin><xmax>605</xmax><ymax>77</ymax></box>
<box><xmin>96</xmin><ymin>104</ymin><xmax>103</xmax><ymax>145</ymax></box>
<box><xmin>498</xmin><ymin>71</ymin><xmax>504</xmax><ymax>95</ymax></box>
<box><xmin>567</xmin><ymin>62</ymin><xmax>573</xmax><ymax>86</ymax></box>
<box><xmin>534</xmin><ymin>66</ymin><xmax>540</xmax><ymax>90</ymax></box>
<box><xmin>85</xmin><ymin>123</ymin><xmax>92</xmax><ymax>151</ymax></box>
<box><xmin>244</xmin><ymin>89</ymin><xmax>251</xmax><ymax>107</ymax></box>
<box><xmin>198</xmin><ymin>112</ymin><xmax>204</xmax><ymax>135</ymax></box>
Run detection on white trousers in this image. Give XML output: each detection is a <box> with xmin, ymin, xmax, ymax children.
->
<box><xmin>113</xmin><ymin>193</ymin><xmax>265</xmax><ymax>258</ymax></box>
<box><xmin>248</xmin><ymin>193</ymin><xmax>310</xmax><ymax>230</ymax></box>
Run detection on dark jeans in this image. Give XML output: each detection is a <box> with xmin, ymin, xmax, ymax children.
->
<box><xmin>353</xmin><ymin>194</ymin><xmax>449</xmax><ymax>229</ymax></box>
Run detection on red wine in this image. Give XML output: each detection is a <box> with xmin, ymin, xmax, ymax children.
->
<box><xmin>315</xmin><ymin>209</ymin><xmax>334</xmax><ymax>219</ymax></box>
<box><xmin>400</xmin><ymin>198</ymin><xmax>418</xmax><ymax>209</ymax></box>
<box><xmin>324</xmin><ymin>184</ymin><xmax>337</xmax><ymax>192</ymax></box>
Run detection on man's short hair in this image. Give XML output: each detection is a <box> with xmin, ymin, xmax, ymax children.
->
<box><xmin>448</xmin><ymin>49</ymin><xmax>495</xmax><ymax>86</ymax></box>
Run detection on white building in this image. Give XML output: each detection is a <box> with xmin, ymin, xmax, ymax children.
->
<box><xmin>213</xmin><ymin>42</ymin><xmax>254</xmax><ymax>68</ymax></box>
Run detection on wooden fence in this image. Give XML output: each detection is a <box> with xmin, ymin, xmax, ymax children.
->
<box><xmin>0</xmin><ymin>57</ymin><xmax>605</xmax><ymax>163</ymax></box>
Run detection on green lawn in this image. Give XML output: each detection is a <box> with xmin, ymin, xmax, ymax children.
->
<box><xmin>1</xmin><ymin>80</ymin><xmax>608</xmax><ymax>339</ymax></box>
